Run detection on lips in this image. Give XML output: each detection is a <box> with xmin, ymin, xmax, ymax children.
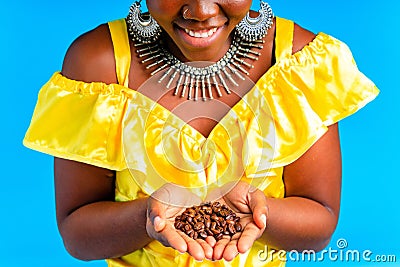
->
<box><xmin>184</xmin><ymin>27</ymin><xmax>218</xmax><ymax>38</ymax></box>
<box><xmin>172</xmin><ymin>24</ymin><xmax>225</xmax><ymax>50</ymax></box>
<box><xmin>171</xmin><ymin>22</ymin><xmax>228</xmax><ymax>58</ymax></box>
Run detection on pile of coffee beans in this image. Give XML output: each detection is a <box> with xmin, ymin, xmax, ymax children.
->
<box><xmin>174</xmin><ymin>201</ymin><xmax>242</xmax><ymax>240</ymax></box>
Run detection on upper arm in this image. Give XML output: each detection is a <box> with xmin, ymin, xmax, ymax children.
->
<box><xmin>284</xmin><ymin>24</ymin><xmax>341</xmax><ymax>215</ymax></box>
<box><xmin>61</xmin><ymin>23</ymin><xmax>117</xmax><ymax>84</ymax></box>
<box><xmin>54</xmin><ymin>158</ymin><xmax>116</xmax><ymax>227</ymax></box>
<box><xmin>283</xmin><ymin>123</ymin><xmax>342</xmax><ymax>218</ymax></box>
<box><xmin>292</xmin><ymin>23</ymin><xmax>317</xmax><ymax>54</ymax></box>
<box><xmin>56</xmin><ymin>24</ymin><xmax>118</xmax><ymax>226</ymax></box>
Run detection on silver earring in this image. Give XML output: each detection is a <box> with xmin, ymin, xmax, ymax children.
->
<box><xmin>236</xmin><ymin>1</ymin><xmax>274</xmax><ymax>42</ymax></box>
<box><xmin>126</xmin><ymin>1</ymin><xmax>162</xmax><ymax>44</ymax></box>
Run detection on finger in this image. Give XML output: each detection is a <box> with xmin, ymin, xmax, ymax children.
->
<box><xmin>248</xmin><ymin>190</ymin><xmax>268</xmax><ymax>230</ymax></box>
<box><xmin>222</xmin><ymin>237</ymin><xmax>240</xmax><ymax>261</ymax></box>
<box><xmin>212</xmin><ymin>236</ymin><xmax>231</xmax><ymax>261</ymax></box>
<box><xmin>178</xmin><ymin>232</ymin><xmax>206</xmax><ymax>261</ymax></box>
<box><xmin>205</xmin><ymin>235</ymin><xmax>216</xmax><ymax>248</ymax></box>
<box><xmin>237</xmin><ymin>223</ymin><xmax>262</xmax><ymax>254</ymax></box>
<box><xmin>196</xmin><ymin>238</ymin><xmax>214</xmax><ymax>260</ymax></box>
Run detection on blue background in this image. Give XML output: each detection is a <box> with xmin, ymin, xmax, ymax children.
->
<box><xmin>1</xmin><ymin>1</ymin><xmax>399</xmax><ymax>266</ymax></box>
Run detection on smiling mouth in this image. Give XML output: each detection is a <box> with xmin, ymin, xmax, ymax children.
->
<box><xmin>183</xmin><ymin>27</ymin><xmax>218</xmax><ymax>38</ymax></box>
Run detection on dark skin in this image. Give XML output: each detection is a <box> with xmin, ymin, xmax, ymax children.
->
<box><xmin>56</xmin><ymin>0</ymin><xmax>341</xmax><ymax>262</ymax></box>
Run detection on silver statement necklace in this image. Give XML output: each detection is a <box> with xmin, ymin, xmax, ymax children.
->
<box><xmin>126</xmin><ymin>3</ymin><xmax>274</xmax><ymax>101</ymax></box>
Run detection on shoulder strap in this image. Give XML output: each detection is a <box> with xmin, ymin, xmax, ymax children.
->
<box><xmin>108</xmin><ymin>19</ymin><xmax>131</xmax><ymax>87</ymax></box>
<box><xmin>275</xmin><ymin>17</ymin><xmax>294</xmax><ymax>61</ymax></box>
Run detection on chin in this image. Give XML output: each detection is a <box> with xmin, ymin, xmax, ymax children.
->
<box><xmin>181</xmin><ymin>48</ymin><xmax>223</xmax><ymax>62</ymax></box>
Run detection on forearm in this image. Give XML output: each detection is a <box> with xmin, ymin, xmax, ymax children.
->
<box><xmin>59</xmin><ymin>197</ymin><xmax>151</xmax><ymax>261</ymax></box>
<box><xmin>261</xmin><ymin>196</ymin><xmax>338</xmax><ymax>252</ymax></box>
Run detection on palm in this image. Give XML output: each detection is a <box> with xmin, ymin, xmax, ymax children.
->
<box><xmin>147</xmin><ymin>182</ymin><xmax>267</xmax><ymax>261</ymax></box>
<box><xmin>205</xmin><ymin>181</ymin><xmax>267</xmax><ymax>261</ymax></box>
<box><xmin>219</xmin><ymin>196</ymin><xmax>255</xmax><ymax>229</ymax></box>
<box><xmin>146</xmin><ymin>183</ymin><xmax>214</xmax><ymax>260</ymax></box>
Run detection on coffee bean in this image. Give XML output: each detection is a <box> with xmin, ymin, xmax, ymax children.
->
<box><xmin>206</xmin><ymin>229</ymin><xmax>213</xmax><ymax>236</ymax></box>
<box><xmin>174</xmin><ymin>201</ymin><xmax>243</xmax><ymax>240</ymax></box>
<box><xmin>235</xmin><ymin>222</ymin><xmax>242</xmax><ymax>232</ymax></box>
<box><xmin>203</xmin><ymin>207</ymin><xmax>212</xmax><ymax>215</ymax></box>
<box><xmin>220</xmin><ymin>220</ymin><xmax>226</xmax><ymax>227</ymax></box>
<box><xmin>211</xmin><ymin>228</ymin><xmax>221</xmax><ymax>235</ymax></box>
<box><xmin>215</xmin><ymin>233</ymin><xmax>223</xmax><ymax>240</ymax></box>
<box><xmin>184</xmin><ymin>224</ymin><xmax>192</xmax><ymax>231</ymax></box>
<box><xmin>174</xmin><ymin>221</ymin><xmax>183</xmax><ymax>229</ymax></box>
<box><xmin>199</xmin><ymin>231</ymin><xmax>208</xmax><ymax>239</ymax></box>
<box><xmin>194</xmin><ymin>222</ymin><xmax>205</xmax><ymax>231</ymax></box>
<box><xmin>228</xmin><ymin>223</ymin><xmax>236</xmax><ymax>234</ymax></box>
<box><xmin>225</xmin><ymin>214</ymin><xmax>234</xmax><ymax>221</ymax></box>
<box><xmin>219</xmin><ymin>209</ymin><xmax>229</xmax><ymax>217</ymax></box>
<box><xmin>210</xmin><ymin>221</ymin><xmax>217</xmax><ymax>231</ymax></box>
<box><xmin>211</xmin><ymin>214</ymin><xmax>219</xmax><ymax>221</ymax></box>
<box><xmin>226</xmin><ymin>219</ymin><xmax>235</xmax><ymax>225</ymax></box>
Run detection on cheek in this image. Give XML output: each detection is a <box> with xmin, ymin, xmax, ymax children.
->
<box><xmin>146</xmin><ymin>1</ymin><xmax>180</xmax><ymax>18</ymax></box>
<box><xmin>223</xmin><ymin>0</ymin><xmax>252</xmax><ymax>22</ymax></box>
<box><xmin>146</xmin><ymin>0</ymin><xmax>251</xmax><ymax>29</ymax></box>
<box><xmin>146</xmin><ymin>1</ymin><xmax>183</xmax><ymax>33</ymax></box>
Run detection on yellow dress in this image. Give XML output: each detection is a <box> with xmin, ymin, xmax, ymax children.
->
<box><xmin>23</xmin><ymin>17</ymin><xmax>379</xmax><ymax>267</ymax></box>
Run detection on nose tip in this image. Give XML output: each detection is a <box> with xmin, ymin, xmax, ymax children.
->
<box><xmin>183</xmin><ymin>1</ymin><xmax>219</xmax><ymax>21</ymax></box>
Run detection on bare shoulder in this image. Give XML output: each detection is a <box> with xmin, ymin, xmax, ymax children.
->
<box><xmin>61</xmin><ymin>23</ymin><xmax>117</xmax><ymax>84</ymax></box>
<box><xmin>292</xmin><ymin>23</ymin><xmax>317</xmax><ymax>54</ymax></box>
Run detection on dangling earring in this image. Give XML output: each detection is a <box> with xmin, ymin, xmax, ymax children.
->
<box><xmin>236</xmin><ymin>1</ymin><xmax>274</xmax><ymax>42</ymax></box>
<box><xmin>126</xmin><ymin>1</ymin><xmax>162</xmax><ymax>44</ymax></box>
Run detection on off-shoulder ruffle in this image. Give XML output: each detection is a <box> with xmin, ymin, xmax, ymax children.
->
<box><xmin>23</xmin><ymin>32</ymin><xmax>379</xmax><ymax>171</ymax></box>
<box><xmin>255</xmin><ymin>32</ymin><xmax>379</xmax><ymax>166</ymax></box>
<box><xmin>23</xmin><ymin>72</ymin><xmax>134</xmax><ymax>170</ymax></box>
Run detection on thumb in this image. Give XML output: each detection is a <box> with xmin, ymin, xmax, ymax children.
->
<box><xmin>249</xmin><ymin>191</ymin><xmax>268</xmax><ymax>230</ymax></box>
<box><xmin>147</xmin><ymin>197</ymin><xmax>168</xmax><ymax>232</ymax></box>
<box><xmin>254</xmin><ymin>213</ymin><xmax>267</xmax><ymax>230</ymax></box>
<box><xmin>153</xmin><ymin>216</ymin><xmax>166</xmax><ymax>232</ymax></box>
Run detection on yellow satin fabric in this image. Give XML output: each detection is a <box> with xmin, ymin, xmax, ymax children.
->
<box><xmin>23</xmin><ymin>17</ymin><xmax>379</xmax><ymax>267</ymax></box>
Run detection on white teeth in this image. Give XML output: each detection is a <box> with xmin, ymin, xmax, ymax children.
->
<box><xmin>184</xmin><ymin>27</ymin><xmax>218</xmax><ymax>38</ymax></box>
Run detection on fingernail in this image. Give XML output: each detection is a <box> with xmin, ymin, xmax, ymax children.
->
<box><xmin>260</xmin><ymin>214</ymin><xmax>267</xmax><ymax>227</ymax></box>
<box><xmin>154</xmin><ymin>216</ymin><xmax>165</xmax><ymax>232</ymax></box>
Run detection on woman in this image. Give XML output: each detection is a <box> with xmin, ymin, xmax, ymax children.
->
<box><xmin>23</xmin><ymin>0</ymin><xmax>379</xmax><ymax>266</ymax></box>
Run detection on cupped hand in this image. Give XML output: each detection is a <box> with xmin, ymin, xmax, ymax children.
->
<box><xmin>146</xmin><ymin>183</ymin><xmax>214</xmax><ymax>261</ymax></box>
<box><xmin>205</xmin><ymin>181</ymin><xmax>268</xmax><ymax>261</ymax></box>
